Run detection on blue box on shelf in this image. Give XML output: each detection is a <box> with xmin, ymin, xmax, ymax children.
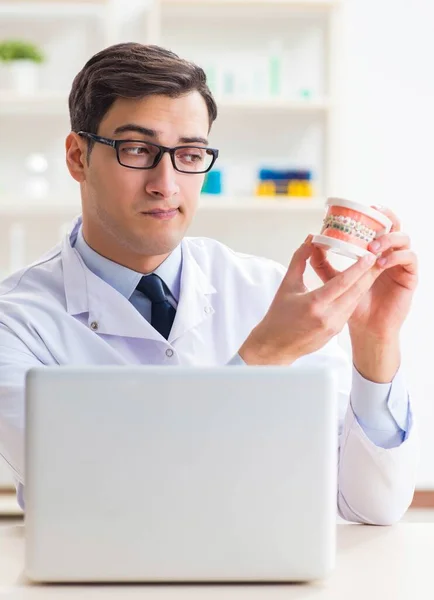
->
<box><xmin>257</xmin><ymin>168</ymin><xmax>313</xmax><ymax>197</ymax></box>
<box><xmin>202</xmin><ymin>169</ymin><xmax>222</xmax><ymax>195</ymax></box>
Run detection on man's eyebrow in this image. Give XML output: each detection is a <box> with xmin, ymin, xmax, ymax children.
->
<box><xmin>113</xmin><ymin>124</ymin><xmax>157</xmax><ymax>137</ymax></box>
<box><xmin>179</xmin><ymin>136</ymin><xmax>209</xmax><ymax>146</ymax></box>
<box><xmin>113</xmin><ymin>124</ymin><xmax>209</xmax><ymax>146</ymax></box>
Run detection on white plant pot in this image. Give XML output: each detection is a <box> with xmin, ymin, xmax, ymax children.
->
<box><xmin>8</xmin><ymin>60</ymin><xmax>40</xmax><ymax>95</ymax></box>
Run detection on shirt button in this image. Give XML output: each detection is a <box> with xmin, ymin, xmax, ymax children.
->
<box><xmin>165</xmin><ymin>349</ymin><xmax>174</xmax><ymax>358</ymax></box>
<box><xmin>90</xmin><ymin>321</ymin><xmax>99</xmax><ymax>331</ymax></box>
<box><xmin>204</xmin><ymin>306</ymin><xmax>213</xmax><ymax>314</ymax></box>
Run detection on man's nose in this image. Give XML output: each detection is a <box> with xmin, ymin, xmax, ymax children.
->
<box><xmin>145</xmin><ymin>152</ymin><xmax>180</xmax><ymax>199</ymax></box>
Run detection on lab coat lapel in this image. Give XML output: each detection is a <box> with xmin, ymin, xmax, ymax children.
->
<box><xmin>85</xmin><ymin>272</ymin><xmax>162</xmax><ymax>340</ymax></box>
<box><xmin>62</xmin><ymin>221</ymin><xmax>163</xmax><ymax>342</ymax></box>
<box><xmin>168</xmin><ymin>240</ymin><xmax>217</xmax><ymax>344</ymax></box>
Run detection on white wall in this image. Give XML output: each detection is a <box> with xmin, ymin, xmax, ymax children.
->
<box><xmin>335</xmin><ymin>0</ymin><xmax>434</xmax><ymax>487</ymax></box>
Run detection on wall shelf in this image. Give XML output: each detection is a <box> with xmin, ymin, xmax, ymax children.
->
<box><xmin>217</xmin><ymin>98</ymin><xmax>330</xmax><ymax>112</ymax></box>
<box><xmin>0</xmin><ymin>196</ymin><xmax>326</xmax><ymax>216</ymax></box>
<box><xmin>0</xmin><ymin>1</ymin><xmax>106</xmax><ymax>20</ymax></box>
<box><xmin>199</xmin><ymin>196</ymin><xmax>326</xmax><ymax>211</ymax></box>
<box><xmin>0</xmin><ymin>92</ymin><xmax>70</xmax><ymax>116</ymax></box>
<box><xmin>162</xmin><ymin>0</ymin><xmax>340</xmax><ymax>12</ymax></box>
<box><xmin>0</xmin><ymin>92</ymin><xmax>331</xmax><ymax>116</ymax></box>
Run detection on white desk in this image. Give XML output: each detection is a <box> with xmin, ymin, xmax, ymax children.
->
<box><xmin>0</xmin><ymin>523</ymin><xmax>432</xmax><ymax>598</ymax></box>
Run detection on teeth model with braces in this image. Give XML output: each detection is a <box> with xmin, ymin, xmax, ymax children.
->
<box><xmin>321</xmin><ymin>214</ymin><xmax>377</xmax><ymax>243</ymax></box>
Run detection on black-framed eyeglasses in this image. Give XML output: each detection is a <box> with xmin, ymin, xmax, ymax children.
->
<box><xmin>78</xmin><ymin>131</ymin><xmax>219</xmax><ymax>174</ymax></box>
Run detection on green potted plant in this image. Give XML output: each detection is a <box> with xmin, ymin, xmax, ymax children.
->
<box><xmin>0</xmin><ymin>40</ymin><xmax>45</xmax><ymax>95</ymax></box>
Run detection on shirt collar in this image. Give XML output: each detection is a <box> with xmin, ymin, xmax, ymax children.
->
<box><xmin>74</xmin><ymin>224</ymin><xmax>182</xmax><ymax>301</ymax></box>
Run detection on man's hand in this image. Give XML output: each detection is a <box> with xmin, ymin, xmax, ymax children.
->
<box><xmin>239</xmin><ymin>235</ymin><xmax>381</xmax><ymax>366</ymax></box>
<box><xmin>309</xmin><ymin>206</ymin><xmax>418</xmax><ymax>382</ymax></box>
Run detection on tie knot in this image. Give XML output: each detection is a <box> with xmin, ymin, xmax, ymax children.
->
<box><xmin>136</xmin><ymin>274</ymin><xmax>168</xmax><ymax>304</ymax></box>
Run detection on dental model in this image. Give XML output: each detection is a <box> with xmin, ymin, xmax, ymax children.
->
<box><xmin>312</xmin><ymin>197</ymin><xmax>393</xmax><ymax>260</ymax></box>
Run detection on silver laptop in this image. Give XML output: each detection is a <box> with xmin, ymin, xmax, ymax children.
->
<box><xmin>24</xmin><ymin>365</ymin><xmax>338</xmax><ymax>583</ymax></box>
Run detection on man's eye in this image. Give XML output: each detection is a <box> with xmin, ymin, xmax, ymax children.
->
<box><xmin>179</xmin><ymin>152</ymin><xmax>203</xmax><ymax>163</ymax></box>
<box><xmin>124</xmin><ymin>146</ymin><xmax>148</xmax><ymax>155</ymax></box>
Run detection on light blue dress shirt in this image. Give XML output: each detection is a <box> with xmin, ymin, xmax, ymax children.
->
<box><xmin>74</xmin><ymin>226</ymin><xmax>410</xmax><ymax>450</ymax></box>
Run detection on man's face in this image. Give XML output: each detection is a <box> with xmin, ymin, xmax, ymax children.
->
<box><xmin>68</xmin><ymin>92</ymin><xmax>210</xmax><ymax>268</ymax></box>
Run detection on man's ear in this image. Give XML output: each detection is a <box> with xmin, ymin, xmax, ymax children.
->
<box><xmin>65</xmin><ymin>132</ymin><xmax>87</xmax><ymax>183</ymax></box>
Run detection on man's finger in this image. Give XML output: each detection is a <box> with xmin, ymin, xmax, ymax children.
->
<box><xmin>368</xmin><ymin>231</ymin><xmax>410</xmax><ymax>254</ymax></box>
<box><xmin>310</xmin><ymin>246</ymin><xmax>339</xmax><ymax>283</ymax></box>
<box><xmin>377</xmin><ymin>249</ymin><xmax>418</xmax><ymax>276</ymax></box>
<box><xmin>283</xmin><ymin>235</ymin><xmax>314</xmax><ymax>293</ymax></box>
<box><xmin>311</xmin><ymin>252</ymin><xmax>377</xmax><ymax>304</ymax></box>
<box><xmin>371</xmin><ymin>205</ymin><xmax>401</xmax><ymax>232</ymax></box>
<box><xmin>332</xmin><ymin>266</ymin><xmax>382</xmax><ymax>317</ymax></box>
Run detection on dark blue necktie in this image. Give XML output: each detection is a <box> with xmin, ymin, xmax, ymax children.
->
<box><xmin>136</xmin><ymin>274</ymin><xmax>176</xmax><ymax>340</ymax></box>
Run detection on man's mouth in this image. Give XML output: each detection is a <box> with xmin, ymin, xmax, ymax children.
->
<box><xmin>140</xmin><ymin>208</ymin><xmax>179</xmax><ymax>220</ymax></box>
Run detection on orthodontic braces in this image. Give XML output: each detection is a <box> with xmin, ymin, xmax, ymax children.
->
<box><xmin>322</xmin><ymin>215</ymin><xmax>376</xmax><ymax>243</ymax></box>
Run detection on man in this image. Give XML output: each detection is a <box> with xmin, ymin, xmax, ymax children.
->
<box><xmin>0</xmin><ymin>43</ymin><xmax>419</xmax><ymax>523</ymax></box>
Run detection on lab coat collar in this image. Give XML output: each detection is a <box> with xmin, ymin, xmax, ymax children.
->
<box><xmin>62</xmin><ymin>215</ymin><xmax>217</xmax><ymax>342</ymax></box>
<box><xmin>74</xmin><ymin>223</ymin><xmax>183</xmax><ymax>303</ymax></box>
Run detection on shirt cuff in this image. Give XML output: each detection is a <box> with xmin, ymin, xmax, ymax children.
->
<box><xmin>226</xmin><ymin>353</ymin><xmax>246</xmax><ymax>366</ymax></box>
<box><xmin>350</xmin><ymin>364</ymin><xmax>410</xmax><ymax>448</ymax></box>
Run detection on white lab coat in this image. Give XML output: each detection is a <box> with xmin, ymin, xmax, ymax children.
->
<box><xmin>0</xmin><ymin>216</ymin><xmax>419</xmax><ymax>524</ymax></box>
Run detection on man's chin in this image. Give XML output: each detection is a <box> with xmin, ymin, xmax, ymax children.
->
<box><xmin>131</xmin><ymin>233</ymin><xmax>183</xmax><ymax>258</ymax></box>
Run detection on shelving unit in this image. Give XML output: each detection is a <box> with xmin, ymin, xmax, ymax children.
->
<box><xmin>0</xmin><ymin>0</ymin><xmax>340</xmax><ymax>200</ymax></box>
<box><xmin>0</xmin><ymin>0</ymin><xmax>338</xmax><ymax>299</ymax></box>
<box><xmin>0</xmin><ymin>0</ymin><xmax>338</xmax><ymax>491</ymax></box>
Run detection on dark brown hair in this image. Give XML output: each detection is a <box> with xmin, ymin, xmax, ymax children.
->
<box><xmin>69</xmin><ymin>43</ymin><xmax>218</xmax><ymax>140</ymax></box>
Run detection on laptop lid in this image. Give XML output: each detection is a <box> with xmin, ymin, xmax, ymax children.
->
<box><xmin>24</xmin><ymin>364</ymin><xmax>338</xmax><ymax>583</ymax></box>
